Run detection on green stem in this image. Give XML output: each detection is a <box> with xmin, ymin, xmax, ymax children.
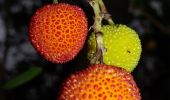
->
<box><xmin>88</xmin><ymin>0</ymin><xmax>105</xmax><ymax>64</ymax></box>
<box><xmin>53</xmin><ymin>0</ymin><xmax>58</xmax><ymax>4</ymax></box>
<box><xmin>98</xmin><ymin>0</ymin><xmax>114</xmax><ymax>25</ymax></box>
<box><xmin>89</xmin><ymin>0</ymin><xmax>102</xmax><ymax>32</ymax></box>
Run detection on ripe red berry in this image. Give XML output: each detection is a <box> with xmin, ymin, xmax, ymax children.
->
<box><xmin>58</xmin><ymin>64</ymin><xmax>141</xmax><ymax>100</ymax></box>
<box><xmin>29</xmin><ymin>3</ymin><xmax>88</xmax><ymax>63</ymax></box>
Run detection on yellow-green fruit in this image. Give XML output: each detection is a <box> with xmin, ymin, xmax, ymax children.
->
<box><xmin>88</xmin><ymin>25</ymin><xmax>142</xmax><ymax>72</ymax></box>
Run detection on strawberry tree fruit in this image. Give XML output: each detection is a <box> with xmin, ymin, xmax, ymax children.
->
<box><xmin>29</xmin><ymin>3</ymin><xmax>88</xmax><ymax>63</ymax></box>
<box><xmin>88</xmin><ymin>25</ymin><xmax>142</xmax><ymax>72</ymax></box>
<box><xmin>58</xmin><ymin>64</ymin><xmax>141</xmax><ymax>100</ymax></box>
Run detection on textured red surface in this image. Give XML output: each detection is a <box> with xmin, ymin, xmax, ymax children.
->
<box><xmin>29</xmin><ymin>3</ymin><xmax>88</xmax><ymax>63</ymax></box>
<box><xmin>59</xmin><ymin>64</ymin><xmax>141</xmax><ymax>100</ymax></box>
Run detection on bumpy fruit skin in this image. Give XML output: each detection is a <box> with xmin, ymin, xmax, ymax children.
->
<box><xmin>88</xmin><ymin>25</ymin><xmax>142</xmax><ymax>72</ymax></box>
<box><xmin>58</xmin><ymin>64</ymin><xmax>141</xmax><ymax>100</ymax></box>
<box><xmin>29</xmin><ymin>3</ymin><xmax>88</xmax><ymax>63</ymax></box>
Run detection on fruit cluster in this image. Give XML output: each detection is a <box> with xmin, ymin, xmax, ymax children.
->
<box><xmin>29</xmin><ymin>2</ymin><xmax>142</xmax><ymax>100</ymax></box>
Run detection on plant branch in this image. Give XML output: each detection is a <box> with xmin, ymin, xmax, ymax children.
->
<box><xmin>88</xmin><ymin>0</ymin><xmax>105</xmax><ymax>64</ymax></box>
<box><xmin>98</xmin><ymin>0</ymin><xmax>114</xmax><ymax>25</ymax></box>
<box><xmin>88</xmin><ymin>0</ymin><xmax>102</xmax><ymax>32</ymax></box>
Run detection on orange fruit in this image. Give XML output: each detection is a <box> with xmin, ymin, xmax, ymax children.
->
<box><xmin>29</xmin><ymin>3</ymin><xmax>88</xmax><ymax>63</ymax></box>
<box><xmin>59</xmin><ymin>64</ymin><xmax>141</xmax><ymax>100</ymax></box>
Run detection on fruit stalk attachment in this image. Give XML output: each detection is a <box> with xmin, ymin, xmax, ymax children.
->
<box><xmin>98</xmin><ymin>0</ymin><xmax>114</xmax><ymax>25</ymax></box>
<box><xmin>88</xmin><ymin>0</ymin><xmax>105</xmax><ymax>64</ymax></box>
<box><xmin>88</xmin><ymin>0</ymin><xmax>114</xmax><ymax>64</ymax></box>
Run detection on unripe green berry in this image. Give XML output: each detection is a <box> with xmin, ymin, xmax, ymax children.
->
<box><xmin>88</xmin><ymin>25</ymin><xmax>142</xmax><ymax>72</ymax></box>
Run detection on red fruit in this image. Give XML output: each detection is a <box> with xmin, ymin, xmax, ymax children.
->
<box><xmin>58</xmin><ymin>64</ymin><xmax>141</xmax><ymax>100</ymax></box>
<box><xmin>29</xmin><ymin>3</ymin><xmax>88</xmax><ymax>63</ymax></box>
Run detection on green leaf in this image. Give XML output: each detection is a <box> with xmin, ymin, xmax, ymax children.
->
<box><xmin>3</xmin><ymin>67</ymin><xmax>43</xmax><ymax>90</ymax></box>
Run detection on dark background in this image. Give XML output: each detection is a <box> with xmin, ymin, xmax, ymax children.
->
<box><xmin>0</xmin><ymin>0</ymin><xmax>170</xmax><ymax>100</ymax></box>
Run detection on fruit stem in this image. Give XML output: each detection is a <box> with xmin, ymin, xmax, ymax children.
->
<box><xmin>88</xmin><ymin>0</ymin><xmax>105</xmax><ymax>64</ymax></box>
<box><xmin>98</xmin><ymin>0</ymin><xmax>114</xmax><ymax>25</ymax></box>
<box><xmin>53</xmin><ymin>0</ymin><xmax>58</xmax><ymax>3</ymax></box>
<box><xmin>88</xmin><ymin>0</ymin><xmax>102</xmax><ymax>32</ymax></box>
